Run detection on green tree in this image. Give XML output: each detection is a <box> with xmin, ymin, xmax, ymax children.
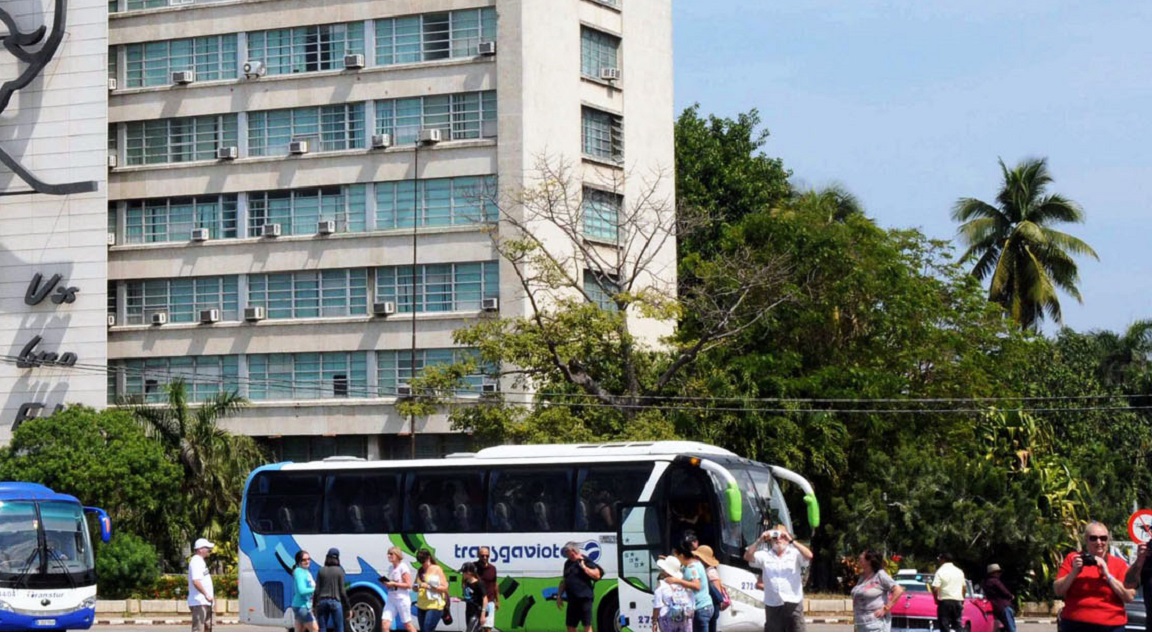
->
<box><xmin>119</xmin><ymin>380</ymin><xmax>264</xmax><ymax>554</ymax></box>
<box><xmin>675</xmin><ymin>104</ymin><xmax>792</xmax><ymax>259</ymax></box>
<box><xmin>95</xmin><ymin>532</ymin><xmax>162</xmax><ymax>599</ymax></box>
<box><xmin>952</xmin><ymin>157</ymin><xmax>1098</xmax><ymax>330</ymax></box>
<box><xmin>0</xmin><ymin>406</ymin><xmax>185</xmax><ymax>566</ymax></box>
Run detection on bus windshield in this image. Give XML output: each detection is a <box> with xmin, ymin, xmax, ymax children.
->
<box><xmin>720</xmin><ymin>464</ymin><xmax>793</xmax><ymax>555</ymax></box>
<box><xmin>0</xmin><ymin>500</ymin><xmax>96</xmax><ymax>588</ymax></box>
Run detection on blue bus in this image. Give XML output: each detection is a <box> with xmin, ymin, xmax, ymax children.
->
<box><xmin>0</xmin><ymin>482</ymin><xmax>112</xmax><ymax>631</ymax></box>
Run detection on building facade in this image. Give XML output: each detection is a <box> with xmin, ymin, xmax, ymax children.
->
<box><xmin>5</xmin><ymin>0</ymin><xmax>675</xmax><ymax>460</ymax></box>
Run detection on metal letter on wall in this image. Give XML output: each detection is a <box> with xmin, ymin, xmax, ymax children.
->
<box><xmin>0</xmin><ymin>0</ymin><xmax>98</xmax><ymax>196</ymax></box>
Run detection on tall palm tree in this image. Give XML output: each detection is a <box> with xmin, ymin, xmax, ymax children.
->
<box><xmin>952</xmin><ymin>158</ymin><xmax>1098</xmax><ymax>330</ymax></box>
<box><xmin>119</xmin><ymin>379</ymin><xmax>265</xmax><ymax>544</ymax></box>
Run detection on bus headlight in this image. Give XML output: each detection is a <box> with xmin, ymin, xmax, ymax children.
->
<box><xmin>0</xmin><ymin>600</ymin><xmax>12</xmax><ymax>612</ymax></box>
<box><xmin>80</xmin><ymin>597</ymin><xmax>96</xmax><ymax>610</ymax></box>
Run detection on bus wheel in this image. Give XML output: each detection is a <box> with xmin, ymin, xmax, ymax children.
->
<box><xmin>347</xmin><ymin>590</ymin><xmax>383</xmax><ymax>632</ymax></box>
<box><xmin>596</xmin><ymin>592</ymin><xmax>621</xmax><ymax>632</ymax></box>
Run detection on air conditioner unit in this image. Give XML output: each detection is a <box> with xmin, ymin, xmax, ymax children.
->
<box><xmin>370</xmin><ymin>133</ymin><xmax>392</xmax><ymax>149</ymax></box>
<box><xmin>397</xmin><ymin>385</ymin><xmax>412</xmax><ymax>397</ymax></box>
<box><xmin>317</xmin><ymin>220</ymin><xmax>336</xmax><ymax>235</ymax></box>
<box><xmin>477</xmin><ymin>41</ymin><xmax>497</xmax><ymax>56</ymax></box>
<box><xmin>289</xmin><ymin>140</ymin><xmax>309</xmax><ymax>155</ymax></box>
<box><xmin>599</xmin><ymin>67</ymin><xmax>621</xmax><ymax>82</ymax></box>
<box><xmin>191</xmin><ymin>227</ymin><xmax>210</xmax><ymax>242</ymax></box>
<box><xmin>107</xmin><ymin>77</ymin><xmax>117</xmax><ymax>92</ymax></box>
<box><xmin>150</xmin><ymin>311</ymin><xmax>168</xmax><ymax>326</ymax></box>
<box><xmin>107</xmin><ymin>233</ymin><xmax>116</xmax><ymax>246</ymax></box>
<box><xmin>343</xmin><ymin>53</ymin><xmax>365</xmax><ymax>69</ymax></box>
<box><xmin>418</xmin><ymin>128</ymin><xmax>442</xmax><ymax>144</ymax></box>
<box><xmin>244</xmin><ymin>306</ymin><xmax>266</xmax><ymax>321</ymax></box>
<box><xmin>242</xmin><ymin>60</ymin><xmax>266</xmax><ymax>79</ymax></box>
<box><xmin>262</xmin><ymin>223</ymin><xmax>281</xmax><ymax>238</ymax></box>
<box><xmin>107</xmin><ymin>314</ymin><xmax>117</xmax><ymax>327</ymax></box>
<box><xmin>481</xmin><ymin>382</ymin><xmax>498</xmax><ymax>394</ymax></box>
<box><xmin>172</xmin><ymin>70</ymin><xmax>195</xmax><ymax>85</ymax></box>
<box><xmin>372</xmin><ymin>301</ymin><xmax>396</xmax><ymax>317</ymax></box>
<box><xmin>199</xmin><ymin>308</ymin><xmax>220</xmax><ymax>324</ymax></box>
<box><xmin>107</xmin><ymin>154</ymin><xmax>118</xmax><ymax>169</ymax></box>
<box><xmin>481</xmin><ymin>297</ymin><xmax>500</xmax><ymax>312</ymax></box>
<box><xmin>216</xmin><ymin>146</ymin><xmax>238</xmax><ymax>160</ymax></box>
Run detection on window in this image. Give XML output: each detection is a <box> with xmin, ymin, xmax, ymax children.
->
<box><xmin>375</xmin><ymin>91</ymin><xmax>496</xmax><ymax>145</ymax></box>
<box><xmin>582</xmin><ymin>107</ymin><xmax>623</xmax><ymax>163</ymax></box>
<box><xmin>247</xmin><ymin>23</ymin><xmax>365</xmax><ymax>76</ymax></box>
<box><xmin>582</xmin><ymin>188</ymin><xmax>621</xmax><ymax>242</ymax></box>
<box><xmin>247</xmin><ymin>185</ymin><xmax>367</xmax><ymax>236</ymax></box>
<box><xmin>124</xmin><ymin>276</ymin><xmax>239</xmax><ymax>324</ymax></box>
<box><xmin>377</xmin><ymin>348</ymin><xmax>487</xmax><ymax>396</ymax></box>
<box><xmin>376</xmin><ymin>261</ymin><xmax>498</xmax><ymax>313</ymax></box>
<box><xmin>376</xmin><ymin>175</ymin><xmax>497</xmax><ymax>229</ymax></box>
<box><xmin>580</xmin><ymin>27</ymin><xmax>619</xmax><ymax>78</ymax></box>
<box><xmin>124</xmin><ymin>114</ymin><xmax>238</xmax><ymax>166</ymax></box>
<box><xmin>247</xmin><ymin>269</ymin><xmax>368</xmax><ymax>319</ymax></box>
<box><xmin>375</xmin><ymin>8</ymin><xmax>496</xmax><ymax>65</ymax></box>
<box><xmin>248</xmin><ymin>352</ymin><xmax>368</xmax><ymax>401</ymax></box>
<box><xmin>248</xmin><ymin>104</ymin><xmax>365</xmax><ymax>156</ymax></box>
<box><xmin>245</xmin><ymin>471</ymin><xmax>324</xmax><ymax>534</ymax></box>
<box><xmin>125</xmin><ymin>35</ymin><xmax>237</xmax><ymax>87</ymax></box>
<box><xmin>576</xmin><ymin>464</ymin><xmax>653</xmax><ymax>531</ymax></box>
<box><xmin>584</xmin><ymin>270</ymin><xmax>619</xmax><ymax>311</ymax></box>
<box><xmin>324</xmin><ymin>471</ymin><xmax>401</xmax><ymax>533</ymax></box>
<box><xmin>406</xmin><ymin>469</ymin><xmax>485</xmax><ymax>533</ymax></box>
<box><xmin>122</xmin><ymin>0</ymin><xmax>167</xmax><ymax>10</ymax></box>
<box><xmin>122</xmin><ymin>195</ymin><xmax>239</xmax><ymax>244</ymax></box>
<box><xmin>114</xmin><ymin>355</ymin><xmax>240</xmax><ymax>403</ymax></box>
<box><xmin>489</xmin><ymin>468</ymin><xmax>573</xmax><ymax>533</ymax></box>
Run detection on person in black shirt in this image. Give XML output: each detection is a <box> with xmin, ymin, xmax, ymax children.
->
<box><xmin>460</xmin><ymin>562</ymin><xmax>489</xmax><ymax>632</ymax></box>
<box><xmin>314</xmin><ymin>548</ymin><xmax>351</xmax><ymax>632</ymax></box>
<box><xmin>557</xmin><ymin>541</ymin><xmax>603</xmax><ymax>632</ymax></box>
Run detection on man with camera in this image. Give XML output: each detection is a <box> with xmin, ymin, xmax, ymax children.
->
<box><xmin>744</xmin><ymin>525</ymin><xmax>812</xmax><ymax>632</ymax></box>
<box><xmin>1053</xmin><ymin>521</ymin><xmax>1134</xmax><ymax>632</ymax></box>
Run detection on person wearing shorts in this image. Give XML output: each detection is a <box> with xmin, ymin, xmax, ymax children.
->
<box><xmin>557</xmin><ymin>542</ymin><xmax>603</xmax><ymax>632</ymax></box>
<box><xmin>380</xmin><ymin>546</ymin><xmax>417</xmax><ymax>632</ymax></box>
<box><xmin>291</xmin><ymin>550</ymin><xmax>318</xmax><ymax>632</ymax></box>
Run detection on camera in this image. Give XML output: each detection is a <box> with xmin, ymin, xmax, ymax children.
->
<box><xmin>769</xmin><ymin>530</ymin><xmax>781</xmax><ymax>540</ymax></box>
<box><xmin>1080</xmin><ymin>552</ymin><xmax>1096</xmax><ymax>566</ymax></box>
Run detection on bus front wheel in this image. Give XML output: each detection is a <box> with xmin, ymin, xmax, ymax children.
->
<box><xmin>596</xmin><ymin>592</ymin><xmax>620</xmax><ymax>632</ymax></box>
<box><xmin>347</xmin><ymin>590</ymin><xmax>383</xmax><ymax>632</ymax></box>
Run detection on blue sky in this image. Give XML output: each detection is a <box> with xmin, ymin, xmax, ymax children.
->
<box><xmin>673</xmin><ymin>1</ymin><xmax>1152</xmax><ymax>333</ymax></box>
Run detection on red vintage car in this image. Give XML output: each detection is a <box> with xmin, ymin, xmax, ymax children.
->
<box><xmin>889</xmin><ymin>570</ymin><xmax>1001</xmax><ymax>632</ymax></box>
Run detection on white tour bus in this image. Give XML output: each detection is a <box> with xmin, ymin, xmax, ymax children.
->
<box><xmin>238</xmin><ymin>440</ymin><xmax>819</xmax><ymax>631</ymax></box>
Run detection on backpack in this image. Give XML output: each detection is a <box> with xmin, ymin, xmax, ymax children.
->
<box><xmin>664</xmin><ymin>584</ymin><xmax>694</xmax><ymax>624</ymax></box>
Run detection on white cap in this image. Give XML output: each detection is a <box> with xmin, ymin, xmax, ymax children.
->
<box><xmin>656</xmin><ymin>555</ymin><xmax>682</xmax><ymax>577</ymax></box>
<box><xmin>193</xmin><ymin>538</ymin><xmax>215</xmax><ymax>550</ymax></box>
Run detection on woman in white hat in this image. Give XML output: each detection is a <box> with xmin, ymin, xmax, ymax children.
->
<box><xmin>652</xmin><ymin>556</ymin><xmax>694</xmax><ymax>632</ymax></box>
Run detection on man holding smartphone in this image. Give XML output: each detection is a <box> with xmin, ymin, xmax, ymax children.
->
<box><xmin>744</xmin><ymin>525</ymin><xmax>813</xmax><ymax>632</ymax></box>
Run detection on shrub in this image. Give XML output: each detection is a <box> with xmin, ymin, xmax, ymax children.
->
<box><xmin>95</xmin><ymin>532</ymin><xmax>161</xmax><ymax>599</ymax></box>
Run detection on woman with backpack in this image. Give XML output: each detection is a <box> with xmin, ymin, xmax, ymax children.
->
<box><xmin>652</xmin><ymin>556</ymin><xmax>694</xmax><ymax>632</ymax></box>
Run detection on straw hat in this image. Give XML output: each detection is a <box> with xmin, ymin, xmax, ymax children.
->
<box><xmin>694</xmin><ymin>545</ymin><xmax>720</xmax><ymax>568</ymax></box>
<box><xmin>656</xmin><ymin>555</ymin><xmax>683</xmax><ymax>577</ymax></box>
<box><xmin>986</xmin><ymin>563</ymin><xmax>1002</xmax><ymax>574</ymax></box>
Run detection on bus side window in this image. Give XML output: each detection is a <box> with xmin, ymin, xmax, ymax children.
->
<box><xmin>576</xmin><ymin>464</ymin><xmax>653</xmax><ymax>531</ymax></box>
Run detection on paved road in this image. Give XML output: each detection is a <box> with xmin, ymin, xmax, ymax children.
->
<box><xmin>82</xmin><ymin>621</ymin><xmax>1060</xmax><ymax>632</ymax></box>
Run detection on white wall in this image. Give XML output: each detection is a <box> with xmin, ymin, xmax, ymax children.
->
<box><xmin>0</xmin><ymin>0</ymin><xmax>108</xmax><ymax>441</ymax></box>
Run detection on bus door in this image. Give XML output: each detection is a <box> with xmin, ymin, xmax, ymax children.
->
<box><xmin>616</xmin><ymin>502</ymin><xmax>663</xmax><ymax>632</ymax></box>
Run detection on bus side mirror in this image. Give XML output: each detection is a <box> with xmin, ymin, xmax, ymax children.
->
<box><xmin>725</xmin><ymin>482</ymin><xmax>742</xmax><ymax>523</ymax></box>
<box><xmin>803</xmin><ymin>494</ymin><xmax>820</xmax><ymax>529</ymax></box>
<box><xmin>84</xmin><ymin>506</ymin><xmax>112</xmax><ymax>543</ymax></box>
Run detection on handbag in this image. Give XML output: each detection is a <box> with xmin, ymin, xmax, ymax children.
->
<box><xmin>441</xmin><ymin>596</ymin><xmax>454</xmax><ymax>625</ymax></box>
<box><xmin>708</xmin><ymin>582</ymin><xmax>731</xmax><ymax>612</ymax></box>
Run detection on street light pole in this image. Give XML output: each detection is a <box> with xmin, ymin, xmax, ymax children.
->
<box><xmin>409</xmin><ymin>129</ymin><xmax>438</xmax><ymax>459</ymax></box>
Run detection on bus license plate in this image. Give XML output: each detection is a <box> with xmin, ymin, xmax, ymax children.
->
<box><xmin>35</xmin><ymin>619</ymin><xmax>55</xmax><ymax>626</ymax></box>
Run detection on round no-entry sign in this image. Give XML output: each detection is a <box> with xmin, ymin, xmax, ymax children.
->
<box><xmin>1128</xmin><ymin>509</ymin><xmax>1152</xmax><ymax>544</ymax></box>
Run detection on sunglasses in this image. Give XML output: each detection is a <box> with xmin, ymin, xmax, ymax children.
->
<box><xmin>1088</xmin><ymin>535</ymin><xmax>1109</xmax><ymax>542</ymax></box>
<box><xmin>478</xmin><ymin>555</ymin><xmax>490</xmax><ymax>558</ymax></box>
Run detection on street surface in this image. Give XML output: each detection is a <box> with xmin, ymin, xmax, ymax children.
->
<box><xmin>80</xmin><ymin>621</ymin><xmax>1060</xmax><ymax>632</ymax></box>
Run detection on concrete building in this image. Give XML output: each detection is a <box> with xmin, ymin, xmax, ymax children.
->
<box><xmin>4</xmin><ymin>0</ymin><xmax>675</xmax><ymax>459</ymax></box>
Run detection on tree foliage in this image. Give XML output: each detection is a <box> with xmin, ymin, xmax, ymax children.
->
<box><xmin>952</xmin><ymin>157</ymin><xmax>1098</xmax><ymax>330</ymax></box>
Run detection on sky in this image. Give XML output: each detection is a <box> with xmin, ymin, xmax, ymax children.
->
<box><xmin>673</xmin><ymin>1</ymin><xmax>1152</xmax><ymax>334</ymax></box>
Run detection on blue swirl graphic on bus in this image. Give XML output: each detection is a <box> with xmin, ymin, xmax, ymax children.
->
<box><xmin>582</xmin><ymin>540</ymin><xmax>601</xmax><ymax>562</ymax></box>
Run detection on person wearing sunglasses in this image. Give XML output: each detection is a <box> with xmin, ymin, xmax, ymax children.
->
<box><xmin>1054</xmin><ymin>521</ymin><xmax>1135</xmax><ymax>632</ymax></box>
<box><xmin>475</xmin><ymin>547</ymin><xmax>499</xmax><ymax>631</ymax></box>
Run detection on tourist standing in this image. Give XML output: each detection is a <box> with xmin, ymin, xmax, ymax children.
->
<box><xmin>476</xmin><ymin>546</ymin><xmax>499</xmax><ymax>631</ymax></box>
<box><xmin>850</xmin><ymin>549</ymin><xmax>904</xmax><ymax>632</ymax></box>
<box><xmin>1055</xmin><ymin>521</ymin><xmax>1133</xmax><ymax>631</ymax></box>
<box><xmin>415</xmin><ymin>548</ymin><xmax>449</xmax><ymax>631</ymax></box>
<box><xmin>931</xmin><ymin>552</ymin><xmax>966</xmax><ymax>633</ymax></box>
<box><xmin>291</xmin><ymin>550</ymin><xmax>318</xmax><ymax>632</ymax></box>
<box><xmin>188</xmin><ymin>538</ymin><xmax>215</xmax><ymax>632</ymax></box>
<box><xmin>981</xmin><ymin>563</ymin><xmax>1017</xmax><ymax>632</ymax></box>
<box><xmin>314</xmin><ymin>548</ymin><xmax>350</xmax><ymax>632</ymax></box>
<box><xmin>652</xmin><ymin>555</ymin><xmax>694</xmax><ymax>632</ymax></box>
<box><xmin>744</xmin><ymin>525</ymin><xmax>812</xmax><ymax>632</ymax></box>
<box><xmin>557</xmin><ymin>542</ymin><xmax>603</xmax><ymax>632</ymax></box>
<box><xmin>380</xmin><ymin>546</ymin><xmax>418</xmax><ymax>632</ymax></box>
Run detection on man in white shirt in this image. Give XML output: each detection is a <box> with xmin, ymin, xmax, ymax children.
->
<box><xmin>744</xmin><ymin>525</ymin><xmax>813</xmax><ymax>632</ymax></box>
<box><xmin>188</xmin><ymin>538</ymin><xmax>215</xmax><ymax>632</ymax></box>
<box><xmin>930</xmin><ymin>552</ymin><xmax>967</xmax><ymax>632</ymax></box>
